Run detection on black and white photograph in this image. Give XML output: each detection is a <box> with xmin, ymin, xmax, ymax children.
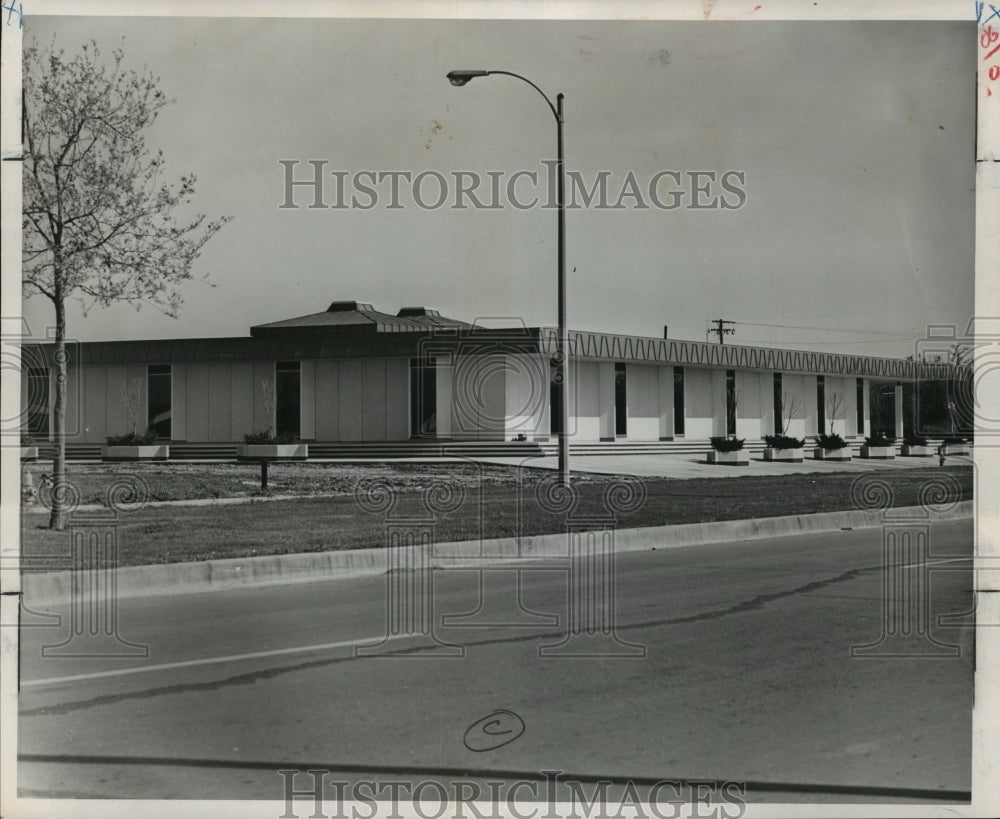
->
<box><xmin>1</xmin><ymin>1</ymin><xmax>997</xmax><ymax>817</ymax></box>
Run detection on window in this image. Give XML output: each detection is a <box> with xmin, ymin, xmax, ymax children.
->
<box><xmin>673</xmin><ymin>367</ymin><xmax>685</xmax><ymax>435</ymax></box>
<box><xmin>856</xmin><ymin>378</ymin><xmax>865</xmax><ymax>434</ymax></box>
<box><xmin>26</xmin><ymin>367</ymin><xmax>49</xmax><ymax>437</ymax></box>
<box><xmin>772</xmin><ymin>372</ymin><xmax>783</xmax><ymax>435</ymax></box>
<box><xmin>817</xmin><ymin>375</ymin><xmax>826</xmax><ymax>435</ymax></box>
<box><xmin>549</xmin><ymin>362</ymin><xmax>562</xmax><ymax>436</ymax></box>
<box><xmin>725</xmin><ymin>369</ymin><xmax>737</xmax><ymax>436</ymax></box>
<box><xmin>275</xmin><ymin>361</ymin><xmax>301</xmax><ymax>438</ymax></box>
<box><xmin>615</xmin><ymin>363</ymin><xmax>627</xmax><ymax>437</ymax></box>
<box><xmin>147</xmin><ymin>365</ymin><xmax>172</xmax><ymax>439</ymax></box>
<box><xmin>410</xmin><ymin>358</ymin><xmax>437</xmax><ymax>437</ymax></box>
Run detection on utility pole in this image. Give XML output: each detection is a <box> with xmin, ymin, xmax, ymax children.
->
<box><xmin>708</xmin><ymin>319</ymin><xmax>736</xmax><ymax>344</ymax></box>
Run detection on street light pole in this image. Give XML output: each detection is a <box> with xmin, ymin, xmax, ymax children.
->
<box><xmin>446</xmin><ymin>69</ymin><xmax>570</xmax><ymax>487</ymax></box>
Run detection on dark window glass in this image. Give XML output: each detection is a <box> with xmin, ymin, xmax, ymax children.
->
<box><xmin>673</xmin><ymin>367</ymin><xmax>685</xmax><ymax>435</ymax></box>
<box><xmin>725</xmin><ymin>369</ymin><xmax>736</xmax><ymax>436</ymax></box>
<box><xmin>275</xmin><ymin>361</ymin><xmax>301</xmax><ymax>438</ymax></box>
<box><xmin>817</xmin><ymin>375</ymin><xmax>826</xmax><ymax>434</ymax></box>
<box><xmin>410</xmin><ymin>358</ymin><xmax>437</xmax><ymax>437</ymax></box>
<box><xmin>615</xmin><ymin>363</ymin><xmax>627</xmax><ymax>437</ymax></box>
<box><xmin>147</xmin><ymin>364</ymin><xmax>171</xmax><ymax>439</ymax></box>
<box><xmin>869</xmin><ymin>382</ymin><xmax>895</xmax><ymax>438</ymax></box>
<box><xmin>773</xmin><ymin>372</ymin><xmax>783</xmax><ymax>435</ymax></box>
<box><xmin>26</xmin><ymin>367</ymin><xmax>49</xmax><ymax>437</ymax></box>
<box><xmin>856</xmin><ymin>378</ymin><xmax>865</xmax><ymax>433</ymax></box>
<box><xmin>549</xmin><ymin>363</ymin><xmax>562</xmax><ymax>436</ymax></box>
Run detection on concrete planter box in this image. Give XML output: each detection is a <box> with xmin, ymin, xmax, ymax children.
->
<box><xmin>237</xmin><ymin>443</ymin><xmax>308</xmax><ymax>461</ymax></box>
<box><xmin>901</xmin><ymin>444</ymin><xmax>934</xmax><ymax>457</ymax></box>
<box><xmin>813</xmin><ymin>447</ymin><xmax>852</xmax><ymax>461</ymax></box>
<box><xmin>860</xmin><ymin>445</ymin><xmax>895</xmax><ymax>460</ymax></box>
<box><xmin>941</xmin><ymin>443</ymin><xmax>970</xmax><ymax>456</ymax></box>
<box><xmin>763</xmin><ymin>447</ymin><xmax>803</xmax><ymax>462</ymax></box>
<box><xmin>707</xmin><ymin>450</ymin><xmax>749</xmax><ymax>465</ymax></box>
<box><xmin>20</xmin><ymin>446</ymin><xmax>39</xmax><ymax>460</ymax></box>
<box><xmin>102</xmin><ymin>444</ymin><xmax>169</xmax><ymax>461</ymax></box>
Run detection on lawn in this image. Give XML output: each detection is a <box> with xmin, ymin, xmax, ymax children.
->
<box><xmin>18</xmin><ymin>463</ymin><xmax>973</xmax><ymax>570</ymax></box>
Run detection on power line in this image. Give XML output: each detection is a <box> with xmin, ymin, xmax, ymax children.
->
<box><xmin>735</xmin><ymin>337</ymin><xmax>916</xmax><ymax>347</ymax></box>
<box><xmin>732</xmin><ymin>320</ymin><xmax>920</xmax><ymax>339</ymax></box>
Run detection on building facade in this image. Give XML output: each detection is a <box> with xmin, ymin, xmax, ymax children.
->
<box><xmin>20</xmin><ymin>301</ymin><xmax>959</xmax><ymax>446</ymax></box>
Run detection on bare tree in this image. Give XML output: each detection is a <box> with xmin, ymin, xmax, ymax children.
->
<box><xmin>22</xmin><ymin>40</ymin><xmax>230</xmax><ymax>529</ymax></box>
<box><xmin>777</xmin><ymin>390</ymin><xmax>802</xmax><ymax>436</ymax></box>
<box><xmin>825</xmin><ymin>391</ymin><xmax>843</xmax><ymax>435</ymax></box>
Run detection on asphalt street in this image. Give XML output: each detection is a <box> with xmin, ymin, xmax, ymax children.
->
<box><xmin>16</xmin><ymin>519</ymin><xmax>974</xmax><ymax>807</ymax></box>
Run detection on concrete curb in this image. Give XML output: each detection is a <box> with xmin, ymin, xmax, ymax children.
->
<box><xmin>22</xmin><ymin>501</ymin><xmax>973</xmax><ymax>606</ymax></box>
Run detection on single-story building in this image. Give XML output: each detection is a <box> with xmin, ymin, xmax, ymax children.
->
<box><xmin>19</xmin><ymin>300</ymin><xmax>964</xmax><ymax>447</ymax></box>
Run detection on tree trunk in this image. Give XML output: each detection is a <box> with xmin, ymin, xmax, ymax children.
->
<box><xmin>48</xmin><ymin>287</ymin><xmax>67</xmax><ymax>531</ymax></box>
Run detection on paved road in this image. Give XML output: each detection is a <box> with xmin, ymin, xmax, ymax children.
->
<box><xmin>17</xmin><ymin>520</ymin><xmax>974</xmax><ymax>807</ymax></box>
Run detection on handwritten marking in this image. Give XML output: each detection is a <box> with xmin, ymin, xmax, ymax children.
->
<box><xmin>463</xmin><ymin>709</ymin><xmax>525</xmax><ymax>752</ymax></box>
<box><xmin>2</xmin><ymin>0</ymin><xmax>22</xmax><ymax>27</ymax></box>
<box><xmin>977</xmin><ymin>2</ymin><xmax>1000</xmax><ymax>24</ymax></box>
<box><xmin>980</xmin><ymin>17</ymin><xmax>1000</xmax><ymax>98</ymax></box>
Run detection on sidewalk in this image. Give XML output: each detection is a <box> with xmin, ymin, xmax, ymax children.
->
<box><xmin>474</xmin><ymin>451</ymin><xmax>973</xmax><ymax>479</ymax></box>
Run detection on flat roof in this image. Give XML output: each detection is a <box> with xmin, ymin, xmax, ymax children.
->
<box><xmin>19</xmin><ymin>323</ymin><xmax>965</xmax><ymax>382</ymax></box>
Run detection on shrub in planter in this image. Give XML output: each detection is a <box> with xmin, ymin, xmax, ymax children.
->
<box><xmin>816</xmin><ymin>433</ymin><xmax>846</xmax><ymax>450</ymax></box>
<box><xmin>763</xmin><ymin>434</ymin><xmax>805</xmax><ymax>462</ymax></box>
<box><xmin>763</xmin><ymin>434</ymin><xmax>805</xmax><ymax>449</ymax></box>
<box><xmin>106</xmin><ymin>430</ymin><xmax>159</xmax><ymax>446</ymax></box>
<box><xmin>710</xmin><ymin>436</ymin><xmax>745</xmax><ymax>452</ymax></box>
<box><xmin>813</xmin><ymin>432</ymin><xmax>851</xmax><ymax>461</ymax></box>
<box><xmin>861</xmin><ymin>434</ymin><xmax>895</xmax><ymax>460</ymax></box>
<box><xmin>103</xmin><ymin>428</ymin><xmax>168</xmax><ymax>460</ymax></box>
<box><xmin>243</xmin><ymin>430</ymin><xmax>299</xmax><ymax>445</ymax></box>
<box><xmin>707</xmin><ymin>436</ymin><xmax>748</xmax><ymax>464</ymax></box>
<box><xmin>901</xmin><ymin>432</ymin><xmax>933</xmax><ymax>457</ymax></box>
<box><xmin>239</xmin><ymin>430</ymin><xmax>307</xmax><ymax>460</ymax></box>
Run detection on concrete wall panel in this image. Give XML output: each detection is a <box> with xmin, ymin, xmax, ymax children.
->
<box><xmin>339</xmin><ymin>360</ymin><xmax>364</xmax><ymax>441</ymax></box>
<box><xmin>314</xmin><ymin>360</ymin><xmax>340</xmax><ymax>441</ymax></box>
<box><xmin>571</xmin><ymin>360</ymin><xmax>601</xmax><ymax>441</ymax></box>
<box><xmin>207</xmin><ymin>364</ymin><xmax>232</xmax><ymax>442</ymax></box>
<box><xmin>385</xmin><ymin>358</ymin><xmax>409</xmax><ymax>440</ymax></box>
<box><xmin>185</xmin><ymin>365</ymin><xmax>209</xmax><ymax>442</ymax></box>
<box><xmin>230</xmin><ymin>363</ymin><xmax>254</xmax><ymax>439</ymax></box>
<box><xmin>627</xmin><ymin>364</ymin><xmax>659</xmax><ymax>440</ymax></box>
<box><xmin>735</xmin><ymin>371</ymin><xmax>765</xmax><ymax>440</ymax></box>
<box><xmin>684</xmin><ymin>367</ymin><xmax>714</xmax><ymax>440</ymax></box>
<box><xmin>658</xmin><ymin>367</ymin><xmax>673</xmax><ymax>439</ymax></box>
<box><xmin>362</xmin><ymin>360</ymin><xmax>387</xmax><ymax>441</ymax></box>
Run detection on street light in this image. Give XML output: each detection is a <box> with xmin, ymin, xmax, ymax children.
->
<box><xmin>446</xmin><ymin>69</ymin><xmax>570</xmax><ymax>487</ymax></box>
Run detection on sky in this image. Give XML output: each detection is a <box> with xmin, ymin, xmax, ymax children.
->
<box><xmin>19</xmin><ymin>14</ymin><xmax>977</xmax><ymax>358</ymax></box>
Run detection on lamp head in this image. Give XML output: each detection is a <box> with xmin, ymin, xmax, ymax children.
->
<box><xmin>447</xmin><ymin>70</ymin><xmax>489</xmax><ymax>86</ymax></box>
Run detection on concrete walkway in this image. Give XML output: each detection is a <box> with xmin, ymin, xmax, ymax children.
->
<box><xmin>473</xmin><ymin>451</ymin><xmax>973</xmax><ymax>479</ymax></box>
